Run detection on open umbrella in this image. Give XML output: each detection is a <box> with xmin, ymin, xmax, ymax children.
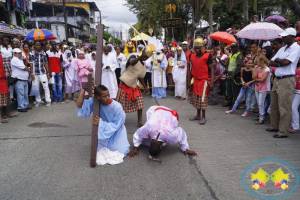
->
<box><xmin>209</xmin><ymin>31</ymin><xmax>237</xmax><ymax>45</ymax></box>
<box><xmin>264</xmin><ymin>15</ymin><xmax>286</xmax><ymax>23</ymax></box>
<box><xmin>26</xmin><ymin>29</ymin><xmax>55</xmax><ymax>40</ymax></box>
<box><xmin>46</xmin><ymin>35</ymin><xmax>57</xmax><ymax>40</ymax></box>
<box><xmin>235</xmin><ymin>22</ymin><xmax>284</xmax><ymax>40</ymax></box>
<box><xmin>130</xmin><ymin>32</ymin><xmax>150</xmax><ymax>41</ymax></box>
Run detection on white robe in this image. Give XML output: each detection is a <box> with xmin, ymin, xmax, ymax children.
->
<box><xmin>102</xmin><ymin>53</ymin><xmax>118</xmax><ymax>99</ymax></box>
<box><xmin>172</xmin><ymin>59</ymin><xmax>187</xmax><ymax>98</ymax></box>
<box><xmin>151</xmin><ymin>53</ymin><xmax>167</xmax><ymax>88</ymax></box>
<box><xmin>117</xmin><ymin>53</ymin><xmax>127</xmax><ymax>74</ymax></box>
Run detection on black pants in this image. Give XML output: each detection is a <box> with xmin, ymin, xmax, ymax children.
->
<box><xmin>115</xmin><ymin>68</ymin><xmax>121</xmax><ymax>86</ymax></box>
<box><xmin>226</xmin><ymin>76</ymin><xmax>241</xmax><ymax>105</ymax></box>
<box><xmin>143</xmin><ymin>72</ymin><xmax>152</xmax><ymax>95</ymax></box>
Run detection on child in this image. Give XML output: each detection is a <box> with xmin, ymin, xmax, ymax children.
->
<box><xmin>226</xmin><ymin>57</ymin><xmax>256</xmax><ymax>116</ymax></box>
<box><xmin>209</xmin><ymin>59</ymin><xmax>220</xmax><ymax>105</ymax></box>
<box><xmin>290</xmin><ymin>64</ymin><xmax>300</xmax><ymax>133</ymax></box>
<box><xmin>252</xmin><ymin>56</ymin><xmax>270</xmax><ymax>125</ymax></box>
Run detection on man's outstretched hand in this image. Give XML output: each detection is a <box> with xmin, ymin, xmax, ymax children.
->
<box><xmin>183</xmin><ymin>150</ymin><xmax>198</xmax><ymax>156</ymax></box>
<box><xmin>128</xmin><ymin>147</ymin><xmax>139</xmax><ymax>158</ymax></box>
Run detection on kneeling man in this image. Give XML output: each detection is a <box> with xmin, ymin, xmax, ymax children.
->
<box><xmin>128</xmin><ymin>106</ymin><xmax>197</xmax><ymax>158</ymax></box>
<box><xmin>77</xmin><ymin>85</ymin><xmax>130</xmax><ymax>157</ymax></box>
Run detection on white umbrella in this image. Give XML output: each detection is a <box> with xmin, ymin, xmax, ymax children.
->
<box><xmin>236</xmin><ymin>22</ymin><xmax>284</xmax><ymax>40</ymax></box>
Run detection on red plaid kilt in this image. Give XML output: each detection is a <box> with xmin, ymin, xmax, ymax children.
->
<box><xmin>0</xmin><ymin>93</ymin><xmax>11</xmax><ymax>107</ymax></box>
<box><xmin>167</xmin><ymin>74</ymin><xmax>174</xmax><ymax>88</ymax></box>
<box><xmin>190</xmin><ymin>93</ymin><xmax>208</xmax><ymax>110</ymax></box>
<box><xmin>3</xmin><ymin>57</ymin><xmax>12</xmax><ymax>77</ymax></box>
<box><xmin>119</xmin><ymin>92</ymin><xmax>143</xmax><ymax>113</ymax></box>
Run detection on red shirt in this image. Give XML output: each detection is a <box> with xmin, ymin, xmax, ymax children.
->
<box><xmin>190</xmin><ymin>53</ymin><xmax>212</xmax><ymax>95</ymax></box>
<box><xmin>46</xmin><ymin>50</ymin><xmax>63</xmax><ymax>73</ymax></box>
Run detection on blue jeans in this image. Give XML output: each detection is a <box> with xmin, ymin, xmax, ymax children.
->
<box><xmin>15</xmin><ymin>80</ymin><xmax>29</xmax><ymax>109</ymax></box>
<box><xmin>231</xmin><ymin>84</ymin><xmax>253</xmax><ymax>113</ymax></box>
<box><xmin>255</xmin><ymin>91</ymin><xmax>267</xmax><ymax>121</ymax></box>
<box><xmin>52</xmin><ymin>73</ymin><xmax>63</xmax><ymax>101</ymax></box>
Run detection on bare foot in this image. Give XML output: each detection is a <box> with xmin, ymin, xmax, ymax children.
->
<box><xmin>137</xmin><ymin>123</ymin><xmax>144</xmax><ymax>127</ymax></box>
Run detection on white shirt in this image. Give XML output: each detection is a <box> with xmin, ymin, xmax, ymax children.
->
<box><xmin>0</xmin><ymin>46</ymin><xmax>12</xmax><ymax>58</ymax></box>
<box><xmin>11</xmin><ymin>56</ymin><xmax>28</xmax><ymax>80</ymax></box>
<box><xmin>271</xmin><ymin>42</ymin><xmax>300</xmax><ymax>77</ymax></box>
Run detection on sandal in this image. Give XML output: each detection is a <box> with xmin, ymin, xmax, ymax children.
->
<box><xmin>289</xmin><ymin>129</ymin><xmax>300</xmax><ymax>134</ymax></box>
<box><xmin>189</xmin><ymin>117</ymin><xmax>201</xmax><ymax>121</ymax></box>
<box><xmin>1</xmin><ymin>119</ymin><xmax>8</xmax><ymax>123</ymax></box>
<box><xmin>3</xmin><ymin>114</ymin><xmax>18</xmax><ymax>119</ymax></box>
<box><xmin>71</xmin><ymin>98</ymin><xmax>77</xmax><ymax>101</ymax></box>
<box><xmin>255</xmin><ymin>120</ymin><xmax>264</xmax><ymax>125</ymax></box>
<box><xmin>199</xmin><ymin>119</ymin><xmax>206</xmax><ymax>125</ymax></box>
<box><xmin>65</xmin><ymin>99</ymin><xmax>70</xmax><ymax>103</ymax></box>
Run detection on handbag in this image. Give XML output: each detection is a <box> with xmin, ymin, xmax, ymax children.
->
<box><xmin>8</xmin><ymin>77</ymin><xmax>18</xmax><ymax>85</ymax></box>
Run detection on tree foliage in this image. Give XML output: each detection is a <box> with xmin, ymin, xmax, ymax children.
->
<box><xmin>125</xmin><ymin>0</ymin><xmax>300</xmax><ymax>43</ymax></box>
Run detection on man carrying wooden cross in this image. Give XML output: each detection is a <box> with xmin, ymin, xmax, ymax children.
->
<box><xmin>77</xmin><ymin>84</ymin><xmax>130</xmax><ymax>157</ymax></box>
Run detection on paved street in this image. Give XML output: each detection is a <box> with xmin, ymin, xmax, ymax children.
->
<box><xmin>0</xmin><ymin>91</ymin><xmax>299</xmax><ymax>200</ymax></box>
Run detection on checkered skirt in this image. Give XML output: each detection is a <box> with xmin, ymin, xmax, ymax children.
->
<box><xmin>119</xmin><ymin>92</ymin><xmax>143</xmax><ymax>113</ymax></box>
<box><xmin>3</xmin><ymin>57</ymin><xmax>11</xmax><ymax>77</ymax></box>
<box><xmin>190</xmin><ymin>93</ymin><xmax>208</xmax><ymax>110</ymax></box>
<box><xmin>0</xmin><ymin>93</ymin><xmax>11</xmax><ymax>107</ymax></box>
<box><xmin>168</xmin><ymin>74</ymin><xmax>174</xmax><ymax>88</ymax></box>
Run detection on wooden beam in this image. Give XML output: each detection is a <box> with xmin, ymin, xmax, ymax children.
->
<box><xmin>90</xmin><ymin>24</ymin><xmax>104</xmax><ymax>167</ymax></box>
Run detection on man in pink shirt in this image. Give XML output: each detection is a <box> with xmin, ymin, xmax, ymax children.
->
<box><xmin>128</xmin><ymin>106</ymin><xmax>198</xmax><ymax>158</ymax></box>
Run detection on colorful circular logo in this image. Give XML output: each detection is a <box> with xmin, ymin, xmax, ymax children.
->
<box><xmin>242</xmin><ymin>159</ymin><xmax>299</xmax><ymax>199</ymax></box>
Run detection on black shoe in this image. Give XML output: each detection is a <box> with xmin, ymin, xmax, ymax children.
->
<box><xmin>273</xmin><ymin>134</ymin><xmax>288</xmax><ymax>138</ymax></box>
<box><xmin>266</xmin><ymin>128</ymin><xmax>279</xmax><ymax>132</ymax></box>
<box><xmin>18</xmin><ymin>109</ymin><xmax>27</xmax><ymax>112</ymax></box>
<box><xmin>25</xmin><ymin>107</ymin><xmax>32</xmax><ymax>110</ymax></box>
<box><xmin>222</xmin><ymin>103</ymin><xmax>232</xmax><ymax>107</ymax></box>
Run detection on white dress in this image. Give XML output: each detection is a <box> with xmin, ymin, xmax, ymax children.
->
<box><xmin>102</xmin><ymin>53</ymin><xmax>118</xmax><ymax>99</ymax></box>
<box><xmin>172</xmin><ymin>59</ymin><xmax>187</xmax><ymax>98</ymax></box>
<box><xmin>152</xmin><ymin>54</ymin><xmax>168</xmax><ymax>88</ymax></box>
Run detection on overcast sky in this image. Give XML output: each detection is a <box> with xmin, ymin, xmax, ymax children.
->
<box><xmin>92</xmin><ymin>0</ymin><xmax>137</xmax><ymax>33</ymax></box>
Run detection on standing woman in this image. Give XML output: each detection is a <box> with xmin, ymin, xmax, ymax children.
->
<box><xmin>116</xmin><ymin>46</ymin><xmax>126</xmax><ymax>85</ymax></box>
<box><xmin>74</xmin><ymin>51</ymin><xmax>93</xmax><ymax>96</ymax></box>
<box><xmin>63</xmin><ymin>50</ymin><xmax>79</xmax><ymax>102</ymax></box>
<box><xmin>172</xmin><ymin>46</ymin><xmax>187</xmax><ymax>100</ymax></box>
<box><xmin>0</xmin><ymin>35</ymin><xmax>14</xmax><ymax>101</ymax></box>
<box><xmin>216</xmin><ymin>45</ymin><xmax>228</xmax><ymax>103</ymax></box>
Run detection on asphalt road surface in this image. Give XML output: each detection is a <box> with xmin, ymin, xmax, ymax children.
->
<box><xmin>0</xmin><ymin>91</ymin><xmax>299</xmax><ymax>200</ymax></box>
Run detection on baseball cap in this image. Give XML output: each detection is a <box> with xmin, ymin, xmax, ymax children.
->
<box><xmin>279</xmin><ymin>28</ymin><xmax>296</xmax><ymax>37</ymax></box>
<box><xmin>230</xmin><ymin>42</ymin><xmax>238</xmax><ymax>48</ymax></box>
<box><xmin>12</xmin><ymin>48</ymin><xmax>22</xmax><ymax>53</ymax></box>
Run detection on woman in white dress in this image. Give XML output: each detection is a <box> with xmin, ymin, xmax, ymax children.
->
<box><xmin>172</xmin><ymin>46</ymin><xmax>187</xmax><ymax>100</ymax></box>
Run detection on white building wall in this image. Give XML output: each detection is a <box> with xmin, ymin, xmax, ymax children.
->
<box><xmin>51</xmin><ymin>24</ymin><xmax>66</xmax><ymax>42</ymax></box>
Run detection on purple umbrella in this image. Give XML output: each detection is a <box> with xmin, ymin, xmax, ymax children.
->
<box><xmin>264</xmin><ymin>15</ymin><xmax>286</xmax><ymax>23</ymax></box>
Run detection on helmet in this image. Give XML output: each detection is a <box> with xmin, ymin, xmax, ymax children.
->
<box><xmin>193</xmin><ymin>38</ymin><xmax>205</xmax><ymax>47</ymax></box>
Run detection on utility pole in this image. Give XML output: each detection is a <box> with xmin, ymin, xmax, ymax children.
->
<box><xmin>63</xmin><ymin>0</ymin><xmax>68</xmax><ymax>42</ymax></box>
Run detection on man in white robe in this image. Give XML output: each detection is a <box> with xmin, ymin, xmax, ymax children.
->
<box><xmin>128</xmin><ymin>106</ymin><xmax>198</xmax><ymax>158</ymax></box>
<box><xmin>102</xmin><ymin>46</ymin><xmax>118</xmax><ymax>99</ymax></box>
<box><xmin>151</xmin><ymin>51</ymin><xmax>168</xmax><ymax>98</ymax></box>
<box><xmin>77</xmin><ymin>84</ymin><xmax>130</xmax><ymax>157</ymax></box>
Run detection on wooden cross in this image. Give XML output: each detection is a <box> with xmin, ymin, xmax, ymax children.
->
<box><xmin>89</xmin><ymin>24</ymin><xmax>104</xmax><ymax>167</ymax></box>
